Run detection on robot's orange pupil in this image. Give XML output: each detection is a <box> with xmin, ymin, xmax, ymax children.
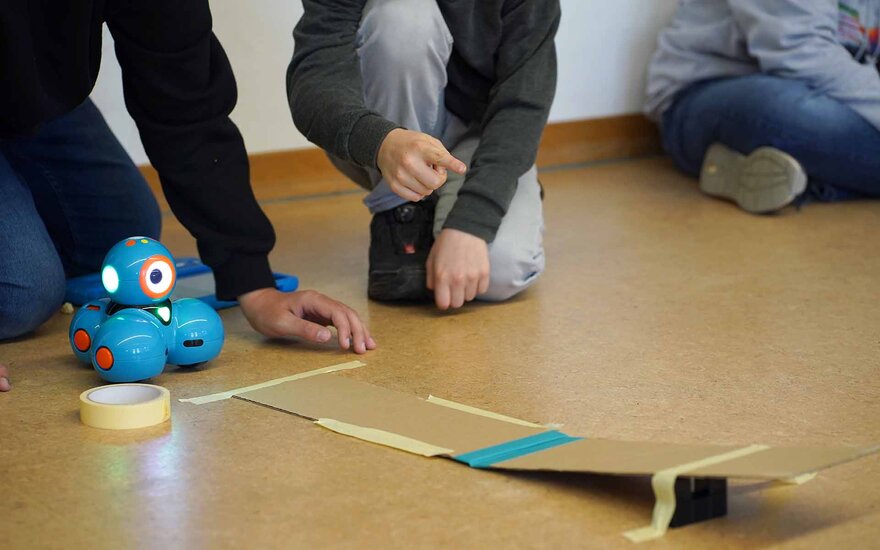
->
<box><xmin>150</xmin><ymin>269</ymin><xmax>162</xmax><ymax>284</ymax></box>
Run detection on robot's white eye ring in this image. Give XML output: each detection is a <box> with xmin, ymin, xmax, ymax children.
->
<box><xmin>139</xmin><ymin>255</ymin><xmax>176</xmax><ymax>299</ymax></box>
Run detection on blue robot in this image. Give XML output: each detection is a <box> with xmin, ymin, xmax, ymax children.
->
<box><xmin>69</xmin><ymin>237</ymin><xmax>225</xmax><ymax>383</ymax></box>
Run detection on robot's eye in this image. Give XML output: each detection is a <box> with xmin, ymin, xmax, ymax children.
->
<box><xmin>139</xmin><ymin>255</ymin><xmax>176</xmax><ymax>299</ymax></box>
<box><xmin>102</xmin><ymin>265</ymin><xmax>119</xmax><ymax>293</ymax></box>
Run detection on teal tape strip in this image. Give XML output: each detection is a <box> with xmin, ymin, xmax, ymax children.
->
<box><xmin>454</xmin><ymin>430</ymin><xmax>583</xmax><ymax>468</ymax></box>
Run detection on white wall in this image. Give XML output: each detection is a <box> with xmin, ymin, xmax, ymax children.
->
<box><xmin>91</xmin><ymin>0</ymin><xmax>678</xmax><ymax>166</ymax></box>
<box><xmin>552</xmin><ymin>0</ymin><xmax>678</xmax><ymax>121</ymax></box>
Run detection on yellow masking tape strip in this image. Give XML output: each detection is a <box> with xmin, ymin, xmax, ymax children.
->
<box><xmin>80</xmin><ymin>384</ymin><xmax>171</xmax><ymax>430</ymax></box>
<box><xmin>315</xmin><ymin>418</ymin><xmax>455</xmax><ymax>457</ymax></box>
<box><xmin>623</xmin><ymin>444</ymin><xmax>770</xmax><ymax>543</ymax></box>
<box><xmin>426</xmin><ymin>395</ymin><xmax>545</xmax><ymax>428</ymax></box>
<box><xmin>179</xmin><ymin>360</ymin><xmax>366</xmax><ymax>405</ymax></box>
<box><xmin>779</xmin><ymin>472</ymin><xmax>817</xmax><ymax>485</ymax></box>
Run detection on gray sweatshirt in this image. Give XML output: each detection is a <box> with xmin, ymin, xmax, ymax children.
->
<box><xmin>288</xmin><ymin>1</ymin><xmax>560</xmax><ymax>243</ymax></box>
<box><xmin>644</xmin><ymin>0</ymin><xmax>880</xmax><ymax>132</ymax></box>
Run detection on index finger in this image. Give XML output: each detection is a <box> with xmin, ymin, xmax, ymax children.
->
<box><xmin>427</xmin><ymin>147</ymin><xmax>467</xmax><ymax>175</ymax></box>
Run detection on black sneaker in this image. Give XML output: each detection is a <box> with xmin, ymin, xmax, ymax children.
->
<box><xmin>368</xmin><ymin>199</ymin><xmax>435</xmax><ymax>302</ymax></box>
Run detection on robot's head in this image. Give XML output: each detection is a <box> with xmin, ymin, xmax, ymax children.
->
<box><xmin>101</xmin><ymin>237</ymin><xmax>177</xmax><ymax>305</ymax></box>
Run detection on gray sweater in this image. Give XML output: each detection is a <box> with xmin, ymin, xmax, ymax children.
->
<box><xmin>288</xmin><ymin>0</ymin><xmax>560</xmax><ymax>243</ymax></box>
<box><xmin>645</xmin><ymin>0</ymin><xmax>880</xmax><ymax>132</ymax></box>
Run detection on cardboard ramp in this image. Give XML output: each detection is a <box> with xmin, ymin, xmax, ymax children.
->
<box><xmin>186</xmin><ymin>364</ymin><xmax>879</xmax><ymax>542</ymax></box>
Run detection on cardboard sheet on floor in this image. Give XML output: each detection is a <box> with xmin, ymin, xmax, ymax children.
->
<box><xmin>236</xmin><ymin>373</ymin><xmax>544</xmax><ymax>454</ymax></box>
<box><xmin>235</xmin><ymin>373</ymin><xmax>874</xmax><ymax>478</ymax></box>
<box><xmin>232</xmin><ymin>369</ymin><xmax>878</xmax><ymax>541</ymax></box>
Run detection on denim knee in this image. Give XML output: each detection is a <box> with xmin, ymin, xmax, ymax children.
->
<box><xmin>0</xmin><ymin>253</ymin><xmax>66</xmax><ymax>340</ymax></box>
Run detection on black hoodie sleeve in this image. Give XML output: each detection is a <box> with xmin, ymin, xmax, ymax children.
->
<box><xmin>105</xmin><ymin>0</ymin><xmax>276</xmax><ymax>300</ymax></box>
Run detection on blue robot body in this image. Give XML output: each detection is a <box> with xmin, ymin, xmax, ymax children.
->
<box><xmin>91</xmin><ymin>309</ymin><xmax>167</xmax><ymax>383</ymax></box>
<box><xmin>167</xmin><ymin>298</ymin><xmax>225</xmax><ymax>366</ymax></box>
<box><xmin>69</xmin><ymin>237</ymin><xmax>225</xmax><ymax>383</ymax></box>
<box><xmin>69</xmin><ymin>298</ymin><xmax>110</xmax><ymax>364</ymax></box>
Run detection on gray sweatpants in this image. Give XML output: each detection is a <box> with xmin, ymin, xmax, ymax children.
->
<box><xmin>329</xmin><ymin>0</ymin><xmax>545</xmax><ymax>301</ymax></box>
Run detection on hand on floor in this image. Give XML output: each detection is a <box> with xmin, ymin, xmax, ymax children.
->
<box><xmin>238</xmin><ymin>288</ymin><xmax>376</xmax><ymax>354</ymax></box>
<box><xmin>0</xmin><ymin>363</ymin><xmax>10</xmax><ymax>392</ymax></box>
<box><xmin>427</xmin><ymin>229</ymin><xmax>490</xmax><ymax>310</ymax></box>
<box><xmin>377</xmin><ymin>129</ymin><xmax>467</xmax><ymax>202</ymax></box>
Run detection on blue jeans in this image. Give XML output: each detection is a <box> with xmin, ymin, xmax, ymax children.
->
<box><xmin>662</xmin><ymin>74</ymin><xmax>880</xmax><ymax>202</ymax></box>
<box><xmin>0</xmin><ymin>99</ymin><xmax>161</xmax><ymax>339</ymax></box>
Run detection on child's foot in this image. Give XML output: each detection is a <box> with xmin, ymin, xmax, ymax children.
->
<box><xmin>700</xmin><ymin>143</ymin><xmax>807</xmax><ymax>214</ymax></box>
<box><xmin>0</xmin><ymin>364</ymin><xmax>10</xmax><ymax>392</ymax></box>
<box><xmin>368</xmin><ymin>200</ymin><xmax>435</xmax><ymax>302</ymax></box>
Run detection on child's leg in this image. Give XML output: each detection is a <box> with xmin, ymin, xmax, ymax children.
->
<box><xmin>345</xmin><ymin>0</ymin><xmax>454</xmax><ymax>213</ymax></box>
<box><xmin>329</xmin><ymin>0</ymin><xmax>459</xmax><ymax>302</ymax></box>
<box><xmin>0</xmin><ymin>152</ymin><xmax>66</xmax><ymax>340</ymax></box>
<box><xmin>345</xmin><ymin>0</ymin><xmax>543</xmax><ymax>302</ymax></box>
<box><xmin>662</xmin><ymin>74</ymin><xmax>880</xmax><ymax>200</ymax></box>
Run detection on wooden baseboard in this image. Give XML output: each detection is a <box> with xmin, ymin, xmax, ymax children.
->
<box><xmin>141</xmin><ymin>114</ymin><xmax>660</xmax><ymax>204</ymax></box>
<box><xmin>536</xmin><ymin>114</ymin><xmax>661</xmax><ymax>167</ymax></box>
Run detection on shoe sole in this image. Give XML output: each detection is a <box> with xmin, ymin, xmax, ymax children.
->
<box><xmin>368</xmin><ymin>265</ymin><xmax>432</xmax><ymax>302</ymax></box>
<box><xmin>699</xmin><ymin>144</ymin><xmax>807</xmax><ymax>214</ymax></box>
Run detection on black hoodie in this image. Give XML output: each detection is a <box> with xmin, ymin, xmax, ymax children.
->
<box><xmin>1</xmin><ymin>0</ymin><xmax>276</xmax><ymax>300</ymax></box>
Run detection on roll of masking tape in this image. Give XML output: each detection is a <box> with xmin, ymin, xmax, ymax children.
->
<box><xmin>80</xmin><ymin>384</ymin><xmax>171</xmax><ymax>430</ymax></box>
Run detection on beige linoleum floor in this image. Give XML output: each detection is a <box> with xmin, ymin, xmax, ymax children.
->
<box><xmin>3</xmin><ymin>156</ymin><xmax>879</xmax><ymax>548</ymax></box>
